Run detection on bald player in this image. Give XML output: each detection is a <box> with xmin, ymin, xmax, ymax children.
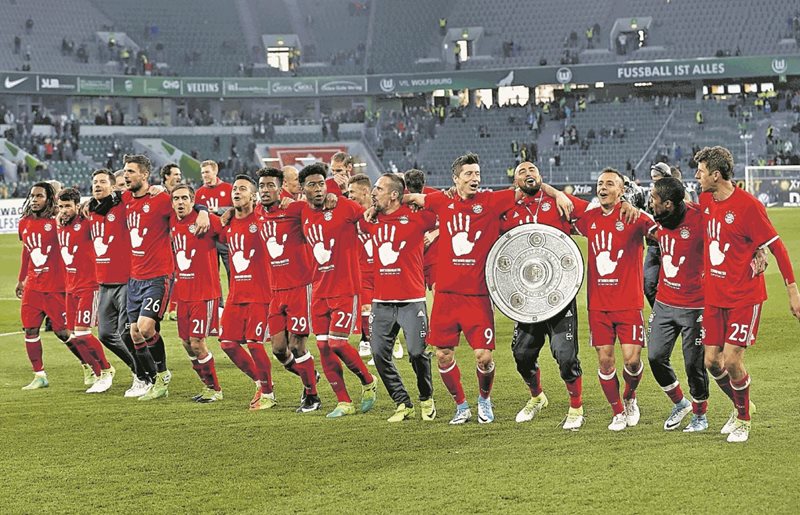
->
<box><xmin>282</xmin><ymin>165</ymin><xmax>301</xmax><ymax>198</ymax></box>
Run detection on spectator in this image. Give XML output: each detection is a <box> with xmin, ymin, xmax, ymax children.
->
<box><xmin>439</xmin><ymin>17</ymin><xmax>447</xmax><ymax>36</ymax></box>
<box><xmin>14</xmin><ymin>35</ymin><xmax>21</xmax><ymax>54</ymax></box>
<box><xmin>25</xmin><ymin>17</ymin><xmax>33</xmax><ymax>34</ymax></box>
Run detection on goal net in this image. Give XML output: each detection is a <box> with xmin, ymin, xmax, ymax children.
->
<box><xmin>744</xmin><ymin>166</ymin><xmax>800</xmax><ymax>207</ymax></box>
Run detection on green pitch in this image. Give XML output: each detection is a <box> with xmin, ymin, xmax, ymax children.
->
<box><xmin>1</xmin><ymin>209</ymin><xmax>799</xmax><ymax>513</ymax></box>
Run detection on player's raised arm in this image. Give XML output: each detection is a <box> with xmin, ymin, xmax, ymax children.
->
<box><xmin>401</xmin><ymin>192</ymin><xmax>426</xmax><ymax>208</ymax></box>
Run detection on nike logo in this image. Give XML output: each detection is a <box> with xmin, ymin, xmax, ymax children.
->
<box><xmin>4</xmin><ymin>77</ymin><xmax>27</xmax><ymax>88</ymax></box>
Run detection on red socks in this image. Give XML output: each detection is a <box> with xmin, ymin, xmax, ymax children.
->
<box><xmin>692</xmin><ymin>399</ymin><xmax>708</xmax><ymax>415</ymax></box>
<box><xmin>712</xmin><ymin>371</ymin><xmax>736</xmax><ymax>402</ymax></box>
<box><xmin>294</xmin><ymin>352</ymin><xmax>318</xmax><ymax>396</ymax></box>
<box><xmin>599</xmin><ymin>369</ymin><xmax>624</xmax><ymax>415</ymax></box>
<box><xmin>439</xmin><ymin>360</ymin><xmax>466</xmax><ymax>405</ymax></box>
<box><xmin>476</xmin><ymin>362</ymin><xmax>495</xmax><ymax>399</ymax></box>
<box><xmin>731</xmin><ymin>374</ymin><xmax>751</xmax><ymax>421</ymax></box>
<box><xmin>317</xmin><ymin>338</ymin><xmax>350</xmax><ymax>402</ymax></box>
<box><xmin>329</xmin><ymin>336</ymin><xmax>372</xmax><ymax>385</ymax></box>
<box><xmin>25</xmin><ymin>336</ymin><xmax>43</xmax><ymax>372</ymax></box>
<box><xmin>220</xmin><ymin>341</ymin><xmax>258</xmax><ymax>381</ymax></box>
<box><xmin>361</xmin><ymin>314</ymin><xmax>370</xmax><ymax>342</ymax></box>
<box><xmin>565</xmin><ymin>376</ymin><xmax>583</xmax><ymax>409</ymax></box>
<box><xmin>192</xmin><ymin>353</ymin><xmax>220</xmax><ymax>391</ymax></box>
<box><xmin>527</xmin><ymin>368</ymin><xmax>543</xmax><ymax>397</ymax></box>
<box><xmin>247</xmin><ymin>343</ymin><xmax>273</xmax><ymax>394</ymax></box>
<box><xmin>663</xmin><ymin>382</ymin><xmax>685</xmax><ymax>404</ymax></box>
<box><xmin>622</xmin><ymin>362</ymin><xmax>643</xmax><ymax>400</ymax></box>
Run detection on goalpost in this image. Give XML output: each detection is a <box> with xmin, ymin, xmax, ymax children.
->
<box><xmin>744</xmin><ymin>165</ymin><xmax>800</xmax><ymax>207</ymax></box>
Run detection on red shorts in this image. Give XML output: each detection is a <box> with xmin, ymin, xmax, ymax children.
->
<box><xmin>177</xmin><ymin>299</ymin><xmax>220</xmax><ymax>341</ymax></box>
<box><xmin>311</xmin><ymin>295</ymin><xmax>360</xmax><ymax>336</ymax></box>
<box><xmin>220</xmin><ymin>302</ymin><xmax>270</xmax><ymax>343</ymax></box>
<box><xmin>429</xmin><ymin>292</ymin><xmax>495</xmax><ymax>350</ymax></box>
<box><xmin>424</xmin><ymin>264</ymin><xmax>436</xmax><ymax>290</ymax></box>
<box><xmin>66</xmin><ymin>289</ymin><xmax>99</xmax><ymax>330</ymax></box>
<box><xmin>702</xmin><ymin>304</ymin><xmax>762</xmax><ymax>348</ymax></box>
<box><xmin>588</xmin><ymin>310</ymin><xmax>646</xmax><ymax>347</ymax></box>
<box><xmin>21</xmin><ymin>289</ymin><xmax>66</xmax><ymax>332</ymax></box>
<box><xmin>360</xmin><ymin>287</ymin><xmax>374</xmax><ymax>310</ymax></box>
<box><xmin>268</xmin><ymin>284</ymin><xmax>312</xmax><ymax>336</ymax></box>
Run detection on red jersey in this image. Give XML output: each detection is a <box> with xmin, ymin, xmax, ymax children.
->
<box><xmin>421</xmin><ymin>187</ymin><xmax>440</xmax><ymax>271</ymax></box>
<box><xmin>501</xmin><ymin>191</ymin><xmax>589</xmax><ymax>234</ymax></box>
<box><xmin>123</xmin><ymin>191</ymin><xmax>173</xmax><ymax>280</ymax></box>
<box><xmin>170</xmin><ymin>211</ymin><xmax>223</xmax><ymax>302</ymax></box>
<box><xmin>196</xmin><ymin>181</ymin><xmax>233</xmax><ymax>213</ymax></box>
<box><xmin>89</xmin><ymin>200</ymin><xmax>130</xmax><ymax>284</ymax></box>
<box><xmin>574</xmin><ymin>203</ymin><xmax>657</xmax><ymax>311</ymax></box>
<box><xmin>300</xmin><ymin>198</ymin><xmax>363</xmax><ymax>299</ymax></box>
<box><xmin>18</xmin><ymin>216</ymin><xmax>65</xmax><ymax>293</ymax></box>
<box><xmin>700</xmin><ymin>188</ymin><xmax>779</xmax><ymax>308</ymax></box>
<box><xmin>654</xmin><ymin>203</ymin><xmax>705</xmax><ymax>309</ymax></box>
<box><xmin>261</xmin><ymin>202</ymin><xmax>314</xmax><ymax>290</ymax></box>
<box><xmin>359</xmin><ymin>206</ymin><xmax>437</xmax><ymax>302</ymax></box>
<box><xmin>57</xmin><ymin>216</ymin><xmax>98</xmax><ymax>292</ymax></box>
<box><xmin>222</xmin><ymin>211</ymin><xmax>272</xmax><ymax>304</ymax></box>
<box><xmin>426</xmin><ymin>189</ymin><xmax>516</xmax><ymax>296</ymax></box>
<box><xmin>357</xmin><ymin>230</ymin><xmax>375</xmax><ymax>283</ymax></box>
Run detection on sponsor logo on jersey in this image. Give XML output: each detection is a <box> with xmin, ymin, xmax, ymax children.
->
<box><xmin>590</xmin><ymin>222</ymin><xmax>596</xmax><ymax>229</ymax></box>
<box><xmin>447</xmin><ymin>203</ymin><xmax>455</xmax><ymax>210</ymax></box>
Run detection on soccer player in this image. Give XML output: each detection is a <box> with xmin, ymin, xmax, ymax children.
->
<box><xmin>197</xmin><ymin>160</ymin><xmax>232</xmax><ymax>287</ymax></box>
<box><xmin>281</xmin><ymin>165</ymin><xmax>301</xmax><ymax>198</ymax></box>
<box><xmin>643</xmin><ymin>162</ymin><xmax>672</xmax><ymax>308</ymax></box>
<box><xmin>170</xmin><ymin>184</ymin><xmax>223</xmax><ymax>402</ymax></box>
<box><xmin>694</xmin><ymin>146</ymin><xmax>800</xmax><ymax>442</ymax></box>
<box><xmin>89</xmin><ymin>169</ymin><xmax>151</xmax><ymax>397</ymax></box>
<box><xmin>402</xmin><ymin>153</ymin><xmax>572</xmax><ymax>424</ymax></box>
<box><xmin>113</xmin><ymin>170</ymin><xmax>126</xmax><ymax>192</ymax></box>
<box><xmin>159</xmin><ymin>163</ymin><xmax>183</xmax><ymax>193</ymax></box>
<box><xmin>296</xmin><ymin>162</ymin><xmax>378</xmax><ymax>418</ymax></box>
<box><xmin>219</xmin><ymin>175</ymin><xmax>276</xmax><ymax>410</ymax></box>
<box><xmin>17</xmin><ymin>182</ymin><xmax>74</xmax><ymax>389</ymax></box>
<box><xmin>123</xmin><ymin>154</ymin><xmax>210</xmax><ymax>401</ymax></box>
<box><xmin>647</xmin><ymin>177</ymin><xmax>709</xmax><ymax>432</ymax></box>
<box><xmin>256</xmin><ymin>167</ymin><xmax>321</xmax><ymax>412</ymax></box>
<box><xmin>360</xmin><ymin>173</ymin><xmax>438</xmax><ymax>422</ymax></box>
<box><xmin>405</xmin><ymin>169</ymin><xmax>439</xmax><ymax>296</ymax></box>
<box><xmin>347</xmin><ymin>174</ymin><xmax>377</xmax><ymax>359</ymax></box>
<box><xmin>56</xmin><ymin>187</ymin><xmax>116</xmax><ymax>393</ymax></box>
<box><xmin>500</xmin><ymin>161</ymin><xmax>602</xmax><ymax>430</ymax></box>
<box><xmin>573</xmin><ymin>168</ymin><xmax>657</xmax><ymax>431</ymax></box>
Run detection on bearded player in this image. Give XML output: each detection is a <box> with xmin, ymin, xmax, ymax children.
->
<box><xmin>56</xmin><ymin>187</ymin><xmax>116</xmax><ymax>393</ymax></box>
<box><xmin>171</xmin><ymin>184</ymin><xmax>224</xmax><ymax>402</ymax></box>
<box><xmin>573</xmin><ymin>168</ymin><xmax>657</xmax><ymax>431</ymax></box>
<box><xmin>403</xmin><ymin>153</ymin><xmax>573</xmax><ymax>424</ymax></box>
<box><xmin>694</xmin><ymin>146</ymin><xmax>800</xmax><ymax>442</ymax></box>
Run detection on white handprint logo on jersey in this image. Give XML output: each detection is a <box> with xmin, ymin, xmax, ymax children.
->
<box><xmin>358</xmin><ymin>232</ymin><xmax>374</xmax><ymax>259</ymax></box>
<box><xmin>228</xmin><ymin>232</ymin><xmax>255</xmax><ymax>273</ymax></box>
<box><xmin>592</xmin><ymin>230</ymin><xmax>623</xmax><ymax>276</ymax></box>
<box><xmin>127</xmin><ymin>212</ymin><xmax>149</xmax><ymax>249</ymax></box>
<box><xmin>447</xmin><ymin>213</ymin><xmax>482</xmax><ymax>256</ymax></box>
<box><xmin>261</xmin><ymin>220</ymin><xmax>287</xmax><ymax>259</ymax></box>
<box><xmin>57</xmin><ymin>230</ymin><xmax>79</xmax><ymax>266</ymax></box>
<box><xmin>374</xmin><ymin>224</ymin><xmax>406</xmax><ymax>266</ymax></box>
<box><xmin>307</xmin><ymin>224</ymin><xmax>335</xmax><ymax>265</ymax></box>
<box><xmin>707</xmin><ymin>220</ymin><xmax>730</xmax><ymax>267</ymax></box>
<box><xmin>207</xmin><ymin>197</ymin><xmax>220</xmax><ymax>213</ymax></box>
<box><xmin>24</xmin><ymin>233</ymin><xmax>51</xmax><ymax>267</ymax></box>
<box><xmin>659</xmin><ymin>234</ymin><xmax>686</xmax><ymax>278</ymax></box>
<box><xmin>91</xmin><ymin>221</ymin><xmax>114</xmax><ymax>257</ymax></box>
<box><xmin>173</xmin><ymin>234</ymin><xmax>196</xmax><ymax>271</ymax></box>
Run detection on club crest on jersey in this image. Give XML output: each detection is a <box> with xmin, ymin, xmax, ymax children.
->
<box><xmin>44</xmin><ymin>223</ymin><xmax>53</xmax><ymax>231</ymax></box>
<box><xmin>73</xmin><ymin>223</ymin><xmax>81</xmax><ymax>231</ymax></box>
<box><xmin>324</xmin><ymin>211</ymin><xmax>333</xmax><ymax>221</ymax></box>
<box><xmin>541</xmin><ymin>202</ymin><xmax>552</xmax><ymax>212</ymax></box>
<box><xmin>220</xmin><ymin>191</ymin><xmax>226</xmax><ymax>197</ymax></box>
<box><xmin>189</xmin><ymin>224</ymin><xmax>197</xmax><ymax>234</ymax></box>
<box><xmin>143</xmin><ymin>204</ymin><xmax>151</xmax><ymax>213</ymax></box>
<box><xmin>399</xmin><ymin>216</ymin><xmax>409</xmax><ymax>224</ymax></box>
<box><xmin>680</xmin><ymin>227</ymin><xmax>690</xmax><ymax>239</ymax></box>
<box><xmin>724</xmin><ymin>211</ymin><xmax>735</xmax><ymax>224</ymax></box>
<box><xmin>248</xmin><ymin>223</ymin><xmax>258</xmax><ymax>233</ymax></box>
<box><xmin>472</xmin><ymin>204</ymin><xmax>483</xmax><ymax>214</ymax></box>
<box><xmin>107</xmin><ymin>213</ymin><xmax>116</xmax><ymax>222</ymax></box>
<box><xmin>615</xmin><ymin>221</ymin><xmax>625</xmax><ymax>231</ymax></box>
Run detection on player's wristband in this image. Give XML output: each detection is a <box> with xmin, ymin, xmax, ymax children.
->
<box><xmin>193</xmin><ymin>204</ymin><xmax>209</xmax><ymax>213</ymax></box>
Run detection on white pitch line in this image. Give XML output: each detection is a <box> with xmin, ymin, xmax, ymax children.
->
<box><xmin>0</xmin><ymin>331</ymin><xmax>23</xmax><ymax>337</ymax></box>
